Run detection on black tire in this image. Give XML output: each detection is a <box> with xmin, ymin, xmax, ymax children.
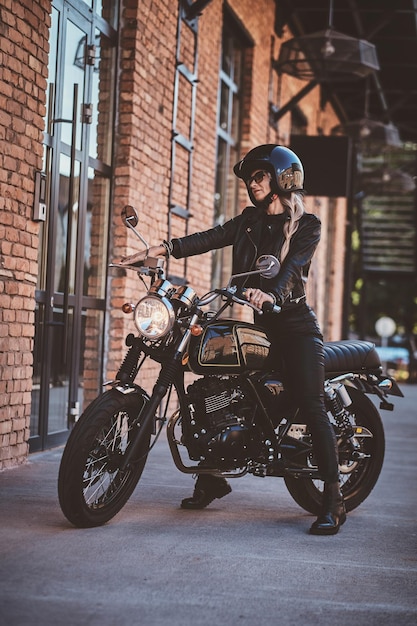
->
<box><xmin>58</xmin><ymin>388</ymin><xmax>150</xmax><ymax>528</ymax></box>
<box><xmin>284</xmin><ymin>387</ymin><xmax>385</xmax><ymax>515</ymax></box>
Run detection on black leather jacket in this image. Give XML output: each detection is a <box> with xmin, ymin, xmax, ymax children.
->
<box><xmin>171</xmin><ymin>205</ymin><xmax>321</xmax><ymax>311</ymax></box>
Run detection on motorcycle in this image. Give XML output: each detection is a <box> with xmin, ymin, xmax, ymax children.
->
<box><xmin>58</xmin><ymin>205</ymin><xmax>403</xmax><ymax>528</ymax></box>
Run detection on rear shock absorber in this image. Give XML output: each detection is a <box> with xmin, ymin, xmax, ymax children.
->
<box><xmin>324</xmin><ymin>381</ymin><xmax>355</xmax><ymax>437</ymax></box>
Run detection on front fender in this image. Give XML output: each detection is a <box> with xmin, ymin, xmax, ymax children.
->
<box><xmin>105</xmin><ymin>380</ymin><xmax>151</xmax><ymax>399</ymax></box>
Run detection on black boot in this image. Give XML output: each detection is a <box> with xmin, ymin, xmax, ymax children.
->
<box><xmin>181</xmin><ymin>474</ymin><xmax>232</xmax><ymax>510</ymax></box>
<box><xmin>309</xmin><ymin>482</ymin><xmax>346</xmax><ymax>535</ymax></box>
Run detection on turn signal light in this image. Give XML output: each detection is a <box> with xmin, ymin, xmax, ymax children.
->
<box><xmin>190</xmin><ymin>324</ymin><xmax>203</xmax><ymax>336</ymax></box>
<box><xmin>122</xmin><ymin>302</ymin><xmax>135</xmax><ymax>314</ymax></box>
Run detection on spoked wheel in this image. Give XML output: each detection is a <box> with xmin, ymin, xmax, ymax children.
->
<box><xmin>58</xmin><ymin>389</ymin><xmax>151</xmax><ymax>528</ymax></box>
<box><xmin>284</xmin><ymin>387</ymin><xmax>385</xmax><ymax>515</ymax></box>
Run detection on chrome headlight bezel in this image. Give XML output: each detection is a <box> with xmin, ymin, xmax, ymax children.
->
<box><xmin>134</xmin><ymin>295</ymin><xmax>175</xmax><ymax>340</ymax></box>
<box><xmin>171</xmin><ymin>285</ymin><xmax>197</xmax><ymax>308</ymax></box>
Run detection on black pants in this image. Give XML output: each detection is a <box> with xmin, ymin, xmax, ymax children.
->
<box><xmin>259</xmin><ymin>303</ymin><xmax>339</xmax><ymax>484</ymax></box>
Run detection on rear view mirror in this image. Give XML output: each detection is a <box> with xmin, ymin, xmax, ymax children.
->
<box><xmin>256</xmin><ymin>255</ymin><xmax>280</xmax><ymax>279</ymax></box>
<box><xmin>121</xmin><ymin>205</ymin><xmax>139</xmax><ymax>228</ymax></box>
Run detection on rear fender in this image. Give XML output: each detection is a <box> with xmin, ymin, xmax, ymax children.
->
<box><xmin>334</xmin><ymin>373</ymin><xmax>404</xmax><ymax>411</ymax></box>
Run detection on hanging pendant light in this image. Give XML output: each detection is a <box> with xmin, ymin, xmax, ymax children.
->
<box><xmin>275</xmin><ymin>1</ymin><xmax>379</xmax><ymax>82</ymax></box>
<box><xmin>359</xmin><ymin>168</ymin><xmax>415</xmax><ymax>195</ymax></box>
<box><xmin>332</xmin><ymin>119</ymin><xmax>402</xmax><ymax>151</ymax></box>
<box><xmin>332</xmin><ymin>77</ymin><xmax>402</xmax><ymax>151</ymax></box>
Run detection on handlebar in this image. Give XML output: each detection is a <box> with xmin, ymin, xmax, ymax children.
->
<box><xmin>261</xmin><ymin>300</ymin><xmax>282</xmax><ymax>315</ymax></box>
<box><xmin>110</xmin><ymin>256</ymin><xmax>165</xmax><ymax>275</ymax></box>
<box><xmin>199</xmin><ymin>287</ymin><xmax>281</xmax><ymax>315</ymax></box>
<box><xmin>112</xmin><ymin>252</ymin><xmax>281</xmax><ymax>315</ymax></box>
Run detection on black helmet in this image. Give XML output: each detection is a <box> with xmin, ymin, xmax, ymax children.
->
<box><xmin>233</xmin><ymin>144</ymin><xmax>304</xmax><ymax>205</ymax></box>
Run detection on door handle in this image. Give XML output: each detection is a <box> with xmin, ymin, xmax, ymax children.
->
<box><xmin>61</xmin><ymin>83</ymin><xmax>78</xmax><ymax>365</ymax></box>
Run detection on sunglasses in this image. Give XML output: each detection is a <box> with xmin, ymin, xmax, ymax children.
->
<box><xmin>246</xmin><ymin>170</ymin><xmax>270</xmax><ymax>186</ymax></box>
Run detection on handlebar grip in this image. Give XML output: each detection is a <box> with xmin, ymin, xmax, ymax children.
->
<box><xmin>262</xmin><ymin>301</ymin><xmax>281</xmax><ymax>314</ymax></box>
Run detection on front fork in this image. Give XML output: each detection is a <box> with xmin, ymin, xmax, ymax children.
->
<box><xmin>118</xmin><ymin>315</ymin><xmax>200</xmax><ymax>471</ymax></box>
<box><xmin>119</xmin><ymin>356</ymin><xmax>181</xmax><ymax>470</ymax></box>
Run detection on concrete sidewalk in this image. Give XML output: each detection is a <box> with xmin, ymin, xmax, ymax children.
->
<box><xmin>1</xmin><ymin>384</ymin><xmax>416</xmax><ymax>626</ymax></box>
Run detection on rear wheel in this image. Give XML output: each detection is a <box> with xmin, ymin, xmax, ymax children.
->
<box><xmin>58</xmin><ymin>388</ymin><xmax>150</xmax><ymax>527</ymax></box>
<box><xmin>284</xmin><ymin>387</ymin><xmax>385</xmax><ymax>515</ymax></box>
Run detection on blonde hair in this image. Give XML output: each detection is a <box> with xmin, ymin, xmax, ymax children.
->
<box><xmin>278</xmin><ymin>192</ymin><xmax>305</xmax><ymax>263</ymax></box>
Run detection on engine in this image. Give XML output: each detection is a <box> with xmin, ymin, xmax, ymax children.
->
<box><xmin>183</xmin><ymin>376</ymin><xmax>264</xmax><ymax>469</ymax></box>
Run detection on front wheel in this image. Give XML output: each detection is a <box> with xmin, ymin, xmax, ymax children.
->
<box><xmin>58</xmin><ymin>388</ymin><xmax>151</xmax><ymax>528</ymax></box>
<box><xmin>284</xmin><ymin>387</ymin><xmax>385</xmax><ymax>515</ymax></box>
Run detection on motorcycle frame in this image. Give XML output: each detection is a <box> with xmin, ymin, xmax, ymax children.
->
<box><xmin>109</xmin><ymin>331</ymin><xmax>401</xmax><ymax>480</ymax></box>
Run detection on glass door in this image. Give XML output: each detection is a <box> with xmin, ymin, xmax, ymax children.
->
<box><xmin>30</xmin><ymin>0</ymin><xmax>117</xmax><ymax>451</ymax></box>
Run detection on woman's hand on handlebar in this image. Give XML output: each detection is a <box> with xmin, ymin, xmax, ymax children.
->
<box><xmin>119</xmin><ymin>245</ymin><xmax>166</xmax><ymax>266</ymax></box>
<box><xmin>244</xmin><ymin>288</ymin><xmax>275</xmax><ymax>310</ymax></box>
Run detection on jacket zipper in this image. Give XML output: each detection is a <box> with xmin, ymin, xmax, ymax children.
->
<box><xmin>245</xmin><ymin>226</ymin><xmax>259</xmax><ymax>265</ymax></box>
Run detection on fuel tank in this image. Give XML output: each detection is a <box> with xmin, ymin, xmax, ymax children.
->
<box><xmin>188</xmin><ymin>320</ymin><xmax>271</xmax><ymax>375</ymax></box>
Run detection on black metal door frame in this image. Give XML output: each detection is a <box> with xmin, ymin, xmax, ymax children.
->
<box><xmin>30</xmin><ymin>1</ymin><xmax>97</xmax><ymax>452</ymax></box>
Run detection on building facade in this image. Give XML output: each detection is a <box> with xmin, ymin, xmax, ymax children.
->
<box><xmin>0</xmin><ymin>0</ymin><xmax>347</xmax><ymax>469</ymax></box>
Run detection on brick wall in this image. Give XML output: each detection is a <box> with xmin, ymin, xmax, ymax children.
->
<box><xmin>0</xmin><ymin>0</ymin><xmax>50</xmax><ymax>467</ymax></box>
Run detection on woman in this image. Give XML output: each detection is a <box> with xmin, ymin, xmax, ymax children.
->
<box><xmin>124</xmin><ymin>144</ymin><xmax>346</xmax><ymax>535</ymax></box>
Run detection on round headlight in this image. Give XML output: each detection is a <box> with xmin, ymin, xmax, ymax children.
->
<box><xmin>134</xmin><ymin>295</ymin><xmax>175</xmax><ymax>340</ymax></box>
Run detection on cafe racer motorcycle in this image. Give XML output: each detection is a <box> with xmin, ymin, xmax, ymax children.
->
<box><xmin>58</xmin><ymin>206</ymin><xmax>403</xmax><ymax>528</ymax></box>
